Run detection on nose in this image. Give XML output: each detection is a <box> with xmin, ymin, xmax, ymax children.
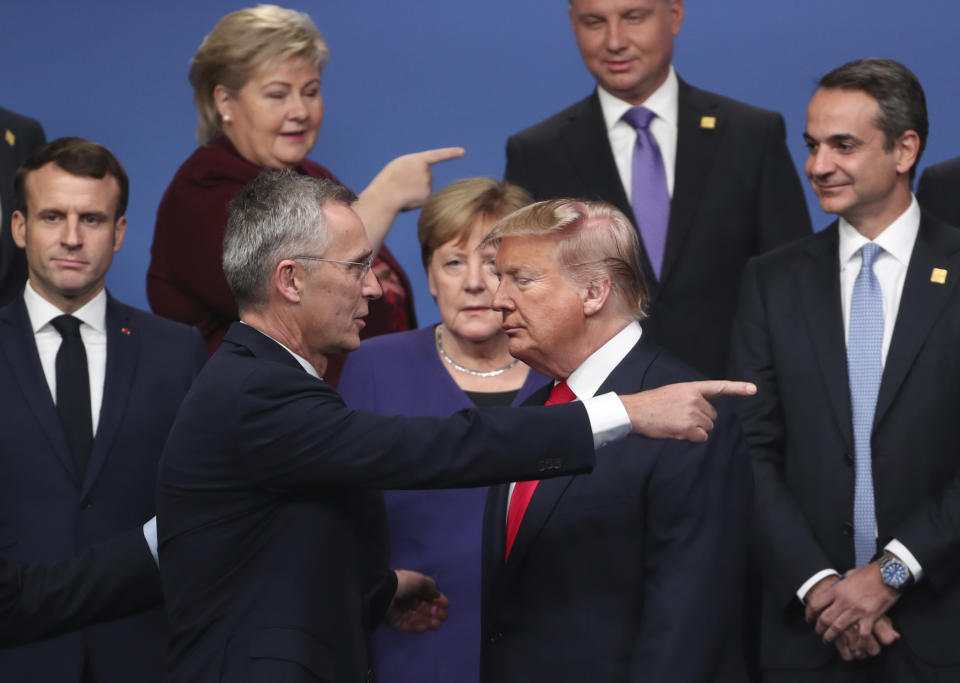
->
<box><xmin>605</xmin><ymin>19</ymin><xmax>626</xmax><ymax>52</ymax></box>
<box><xmin>61</xmin><ymin>216</ymin><xmax>83</xmax><ymax>248</ymax></box>
<box><xmin>287</xmin><ymin>93</ymin><xmax>308</xmax><ymax>121</ymax></box>
<box><xmin>807</xmin><ymin>145</ymin><xmax>834</xmax><ymax>179</ymax></box>
<box><xmin>491</xmin><ymin>281</ymin><xmax>513</xmax><ymax>313</ymax></box>
<box><xmin>465</xmin><ymin>257</ymin><xmax>486</xmax><ymax>293</ymax></box>
<box><xmin>361</xmin><ymin>265</ymin><xmax>382</xmax><ymax>301</ymax></box>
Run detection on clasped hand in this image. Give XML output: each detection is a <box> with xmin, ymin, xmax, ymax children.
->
<box><xmin>804</xmin><ymin>563</ymin><xmax>901</xmax><ymax>661</ymax></box>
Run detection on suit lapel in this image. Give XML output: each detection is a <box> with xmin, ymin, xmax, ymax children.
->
<box><xmin>874</xmin><ymin>214</ymin><xmax>960</xmax><ymax>428</ymax></box>
<box><xmin>796</xmin><ymin>225</ymin><xmax>853</xmax><ymax>451</ymax></box>
<box><xmin>81</xmin><ymin>295</ymin><xmax>137</xmax><ymax>499</ymax></box>
<box><xmin>500</xmin><ymin>339</ymin><xmax>657</xmax><ymax>580</ymax></box>
<box><xmin>559</xmin><ymin>93</ymin><xmax>634</xmax><ymax>221</ymax></box>
<box><xmin>660</xmin><ymin>81</ymin><xmax>723</xmax><ymax>287</ymax></box>
<box><xmin>0</xmin><ymin>297</ymin><xmax>77</xmax><ymax>481</ymax></box>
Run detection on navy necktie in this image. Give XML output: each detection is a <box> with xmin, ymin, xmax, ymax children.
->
<box><xmin>846</xmin><ymin>243</ymin><xmax>883</xmax><ymax>566</ymax></box>
<box><xmin>622</xmin><ymin>106</ymin><xmax>670</xmax><ymax>280</ymax></box>
<box><xmin>51</xmin><ymin>314</ymin><xmax>92</xmax><ymax>479</ymax></box>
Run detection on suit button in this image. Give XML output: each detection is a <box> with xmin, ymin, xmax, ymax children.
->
<box><xmin>489</xmin><ymin>630</ymin><xmax>503</xmax><ymax>644</ymax></box>
<box><xmin>364</xmin><ymin>669</ymin><xmax>375</xmax><ymax>683</ymax></box>
<box><xmin>842</xmin><ymin>522</ymin><xmax>853</xmax><ymax>536</ymax></box>
<box><xmin>843</xmin><ymin>450</ymin><xmax>853</xmax><ymax>465</ymax></box>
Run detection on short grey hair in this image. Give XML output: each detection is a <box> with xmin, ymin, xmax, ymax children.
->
<box><xmin>482</xmin><ymin>199</ymin><xmax>647</xmax><ymax>320</ymax></box>
<box><xmin>223</xmin><ymin>169</ymin><xmax>356</xmax><ymax>310</ymax></box>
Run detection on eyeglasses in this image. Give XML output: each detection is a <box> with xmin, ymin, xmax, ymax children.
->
<box><xmin>291</xmin><ymin>255</ymin><xmax>375</xmax><ymax>279</ymax></box>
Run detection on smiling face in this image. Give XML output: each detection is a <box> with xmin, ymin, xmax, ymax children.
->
<box><xmin>569</xmin><ymin>0</ymin><xmax>683</xmax><ymax>105</ymax></box>
<box><xmin>217</xmin><ymin>56</ymin><xmax>323</xmax><ymax>169</ymax></box>
<box><xmin>12</xmin><ymin>163</ymin><xmax>126</xmax><ymax>313</ymax></box>
<box><xmin>491</xmin><ymin>234</ymin><xmax>589</xmax><ymax>378</ymax></box>
<box><xmin>427</xmin><ymin>219</ymin><xmax>503</xmax><ymax>345</ymax></box>
<box><xmin>804</xmin><ymin>87</ymin><xmax>917</xmax><ymax>235</ymax></box>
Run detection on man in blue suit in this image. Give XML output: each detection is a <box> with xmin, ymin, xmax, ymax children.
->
<box><xmin>157</xmin><ymin>170</ymin><xmax>755</xmax><ymax>682</ymax></box>
<box><xmin>478</xmin><ymin>199</ymin><xmax>752</xmax><ymax>682</ymax></box>
<box><xmin>0</xmin><ymin>138</ymin><xmax>207</xmax><ymax>682</ymax></box>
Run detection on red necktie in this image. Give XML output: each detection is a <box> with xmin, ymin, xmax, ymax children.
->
<box><xmin>504</xmin><ymin>380</ymin><xmax>577</xmax><ymax>561</ymax></box>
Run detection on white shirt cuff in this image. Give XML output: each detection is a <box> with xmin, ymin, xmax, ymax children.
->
<box><xmin>885</xmin><ymin>539</ymin><xmax>923</xmax><ymax>582</ymax></box>
<box><xmin>797</xmin><ymin>568</ymin><xmax>841</xmax><ymax>603</ymax></box>
<box><xmin>143</xmin><ymin>516</ymin><xmax>159</xmax><ymax>567</ymax></box>
<box><xmin>583</xmin><ymin>392</ymin><xmax>631</xmax><ymax>449</ymax></box>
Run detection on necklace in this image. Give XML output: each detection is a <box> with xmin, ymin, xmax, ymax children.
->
<box><xmin>435</xmin><ymin>325</ymin><xmax>519</xmax><ymax>378</ymax></box>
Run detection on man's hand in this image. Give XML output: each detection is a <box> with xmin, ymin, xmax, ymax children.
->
<box><xmin>814</xmin><ymin>563</ymin><xmax>901</xmax><ymax>650</ymax></box>
<box><xmin>834</xmin><ymin>615</ymin><xmax>899</xmax><ymax>661</ymax></box>
<box><xmin>803</xmin><ymin>575</ymin><xmax>838</xmax><ymax>625</ymax></box>
<box><xmin>619</xmin><ymin>380</ymin><xmax>757</xmax><ymax>442</ymax></box>
<box><xmin>385</xmin><ymin>569</ymin><xmax>450</xmax><ymax>633</ymax></box>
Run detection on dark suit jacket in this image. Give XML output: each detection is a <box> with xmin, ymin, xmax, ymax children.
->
<box><xmin>917</xmin><ymin>157</ymin><xmax>960</xmax><ymax>228</ymax></box>
<box><xmin>480</xmin><ymin>336</ymin><xmax>753</xmax><ymax>683</ymax></box>
<box><xmin>0</xmin><ymin>108</ymin><xmax>45</xmax><ymax>307</ymax></box>
<box><xmin>729</xmin><ymin>213</ymin><xmax>960</xmax><ymax>670</ymax></box>
<box><xmin>0</xmin><ymin>293</ymin><xmax>206</xmax><ymax>682</ymax></box>
<box><xmin>0</xmin><ymin>528</ymin><xmax>161</xmax><ymax>648</ymax></box>
<box><xmin>157</xmin><ymin>322</ymin><xmax>596</xmax><ymax>683</ymax></box>
<box><xmin>505</xmin><ymin>81</ymin><xmax>811</xmax><ymax>378</ymax></box>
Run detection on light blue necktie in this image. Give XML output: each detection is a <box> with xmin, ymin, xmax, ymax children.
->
<box><xmin>622</xmin><ymin>107</ymin><xmax>670</xmax><ymax>280</ymax></box>
<box><xmin>847</xmin><ymin>242</ymin><xmax>883</xmax><ymax>566</ymax></box>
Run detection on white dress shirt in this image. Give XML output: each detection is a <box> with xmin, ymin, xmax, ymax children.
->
<box><xmin>598</xmin><ymin>66</ymin><xmax>679</xmax><ymax>200</ymax></box>
<box><xmin>506</xmin><ymin>322</ymin><xmax>641</xmax><ymax>519</ymax></box>
<box><xmin>24</xmin><ymin>281</ymin><xmax>108</xmax><ymax>433</ymax></box>
<box><xmin>23</xmin><ymin>282</ymin><xmax>161</xmax><ymax>562</ymax></box>
<box><xmin>797</xmin><ymin>197</ymin><xmax>924</xmax><ymax>602</ymax></box>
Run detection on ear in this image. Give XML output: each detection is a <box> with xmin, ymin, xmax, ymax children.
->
<box><xmin>895</xmin><ymin>130</ymin><xmax>921</xmax><ymax>176</ymax></box>
<box><xmin>112</xmin><ymin>216</ymin><xmax>127</xmax><ymax>254</ymax></box>
<box><xmin>582</xmin><ymin>277</ymin><xmax>612</xmax><ymax>318</ymax></box>
<box><xmin>426</xmin><ymin>260</ymin><xmax>439</xmax><ymax>300</ymax></box>
<box><xmin>11</xmin><ymin>211</ymin><xmax>27</xmax><ymax>249</ymax></box>
<box><xmin>275</xmin><ymin>259</ymin><xmax>304</xmax><ymax>304</ymax></box>
<box><xmin>671</xmin><ymin>0</ymin><xmax>685</xmax><ymax>35</ymax></box>
<box><xmin>213</xmin><ymin>84</ymin><xmax>233</xmax><ymax>123</ymax></box>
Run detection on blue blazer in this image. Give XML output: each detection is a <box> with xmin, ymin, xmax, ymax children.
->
<box><xmin>158</xmin><ymin>322</ymin><xmax>594</xmax><ymax>683</ymax></box>
<box><xmin>0</xmin><ymin>293</ymin><xmax>206</xmax><ymax>682</ymax></box>
<box><xmin>481</xmin><ymin>336</ymin><xmax>753</xmax><ymax>682</ymax></box>
<box><xmin>339</xmin><ymin>326</ymin><xmax>549</xmax><ymax>683</ymax></box>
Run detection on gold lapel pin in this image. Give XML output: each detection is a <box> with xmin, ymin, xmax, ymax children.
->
<box><xmin>931</xmin><ymin>268</ymin><xmax>947</xmax><ymax>285</ymax></box>
<box><xmin>4</xmin><ymin>129</ymin><xmax>15</xmax><ymax>147</ymax></box>
<box><xmin>700</xmin><ymin>116</ymin><xmax>716</xmax><ymax>130</ymax></box>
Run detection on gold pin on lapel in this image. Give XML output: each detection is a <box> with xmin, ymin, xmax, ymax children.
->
<box><xmin>931</xmin><ymin>268</ymin><xmax>947</xmax><ymax>284</ymax></box>
<box><xmin>4</xmin><ymin>129</ymin><xmax>14</xmax><ymax>147</ymax></box>
<box><xmin>700</xmin><ymin>116</ymin><xmax>716</xmax><ymax>130</ymax></box>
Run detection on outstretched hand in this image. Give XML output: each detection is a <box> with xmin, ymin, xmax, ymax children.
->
<box><xmin>386</xmin><ymin>569</ymin><xmax>450</xmax><ymax>633</ymax></box>
<box><xmin>619</xmin><ymin>380</ymin><xmax>757</xmax><ymax>442</ymax></box>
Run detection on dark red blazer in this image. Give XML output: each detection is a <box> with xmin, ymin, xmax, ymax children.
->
<box><xmin>147</xmin><ymin>136</ymin><xmax>416</xmax><ymax>384</ymax></box>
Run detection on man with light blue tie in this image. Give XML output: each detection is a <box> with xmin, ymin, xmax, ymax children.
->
<box><xmin>731</xmin><ymin>58</ymin><xmax>960</xmax><ymax>682</ymax></box>
<box><xmin>503</xmin><ymin>0</ymin><xmax>811</xmax><ymax>379</ymax></box>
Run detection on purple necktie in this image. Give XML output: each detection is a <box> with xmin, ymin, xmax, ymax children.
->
<box><xmin>622</xmin><ymin>106</ymin><xmax>670</xmax><ymax>280</ymax></box>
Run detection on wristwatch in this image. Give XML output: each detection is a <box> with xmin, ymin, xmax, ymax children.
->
<box><xmin>878</xmin><ymin>552</ymin><xmax>913</xmax><ymax>592</ymax></box>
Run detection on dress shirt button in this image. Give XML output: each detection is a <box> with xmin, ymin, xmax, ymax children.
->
<box><xmin>841</xmin><ymin>522</ymin><xmax>853</xmax><ymax>536</ymax></box>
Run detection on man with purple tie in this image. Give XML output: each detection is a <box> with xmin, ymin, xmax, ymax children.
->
<box><xmin>479</xmin><ymin>198</ymin><xmax>752</xmax><ymax>682</ymax></box>
<box><xmin>504</xmin><ymin>0</ymin><xmax>811</xmax><ymax>378</ymax></box>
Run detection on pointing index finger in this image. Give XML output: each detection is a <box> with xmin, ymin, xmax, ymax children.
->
<box><xmin>417</xmin><ymin>146</ymin><xmax>466</xmax><ymax>165</ymax></box>
<box><xmin>695</xmin><ymin>380</ymin><xmax>757</xmax><ymax>399</ymax></box>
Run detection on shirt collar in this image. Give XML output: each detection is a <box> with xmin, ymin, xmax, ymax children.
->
<box><xmin>838</xmin><ymin>195</ymin><xmax>920</xmax><ymax>270</ymax></box>
<box><xmin>239</xmin><ymin>321</ymin><xmax>321</xmax><ymax>379</ymax></box>
<box><xmin>597</xmin><ymin>66</ymin><xmax>679</xmax><ymax>133</ymax></box>
<box><xmin>23</xmin><ymin>281</ymin><xmax>107</xmax><ymax>335</ymax></box>
<box><xmin>565</xmin><ymin>321</ymin><xmax>643</xmax><ymax>400</ymax></box>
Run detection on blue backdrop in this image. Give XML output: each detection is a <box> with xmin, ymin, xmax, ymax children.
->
<box><xmin>3</xmin><ymin>0</ymin><xmax>958</xmax><ymax>324</ymax></box>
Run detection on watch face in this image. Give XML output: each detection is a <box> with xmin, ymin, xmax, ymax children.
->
<box><xmin>882</xmin><ymin>559</ymin><xmax>909</xmax><ymax>588</ymax></box>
